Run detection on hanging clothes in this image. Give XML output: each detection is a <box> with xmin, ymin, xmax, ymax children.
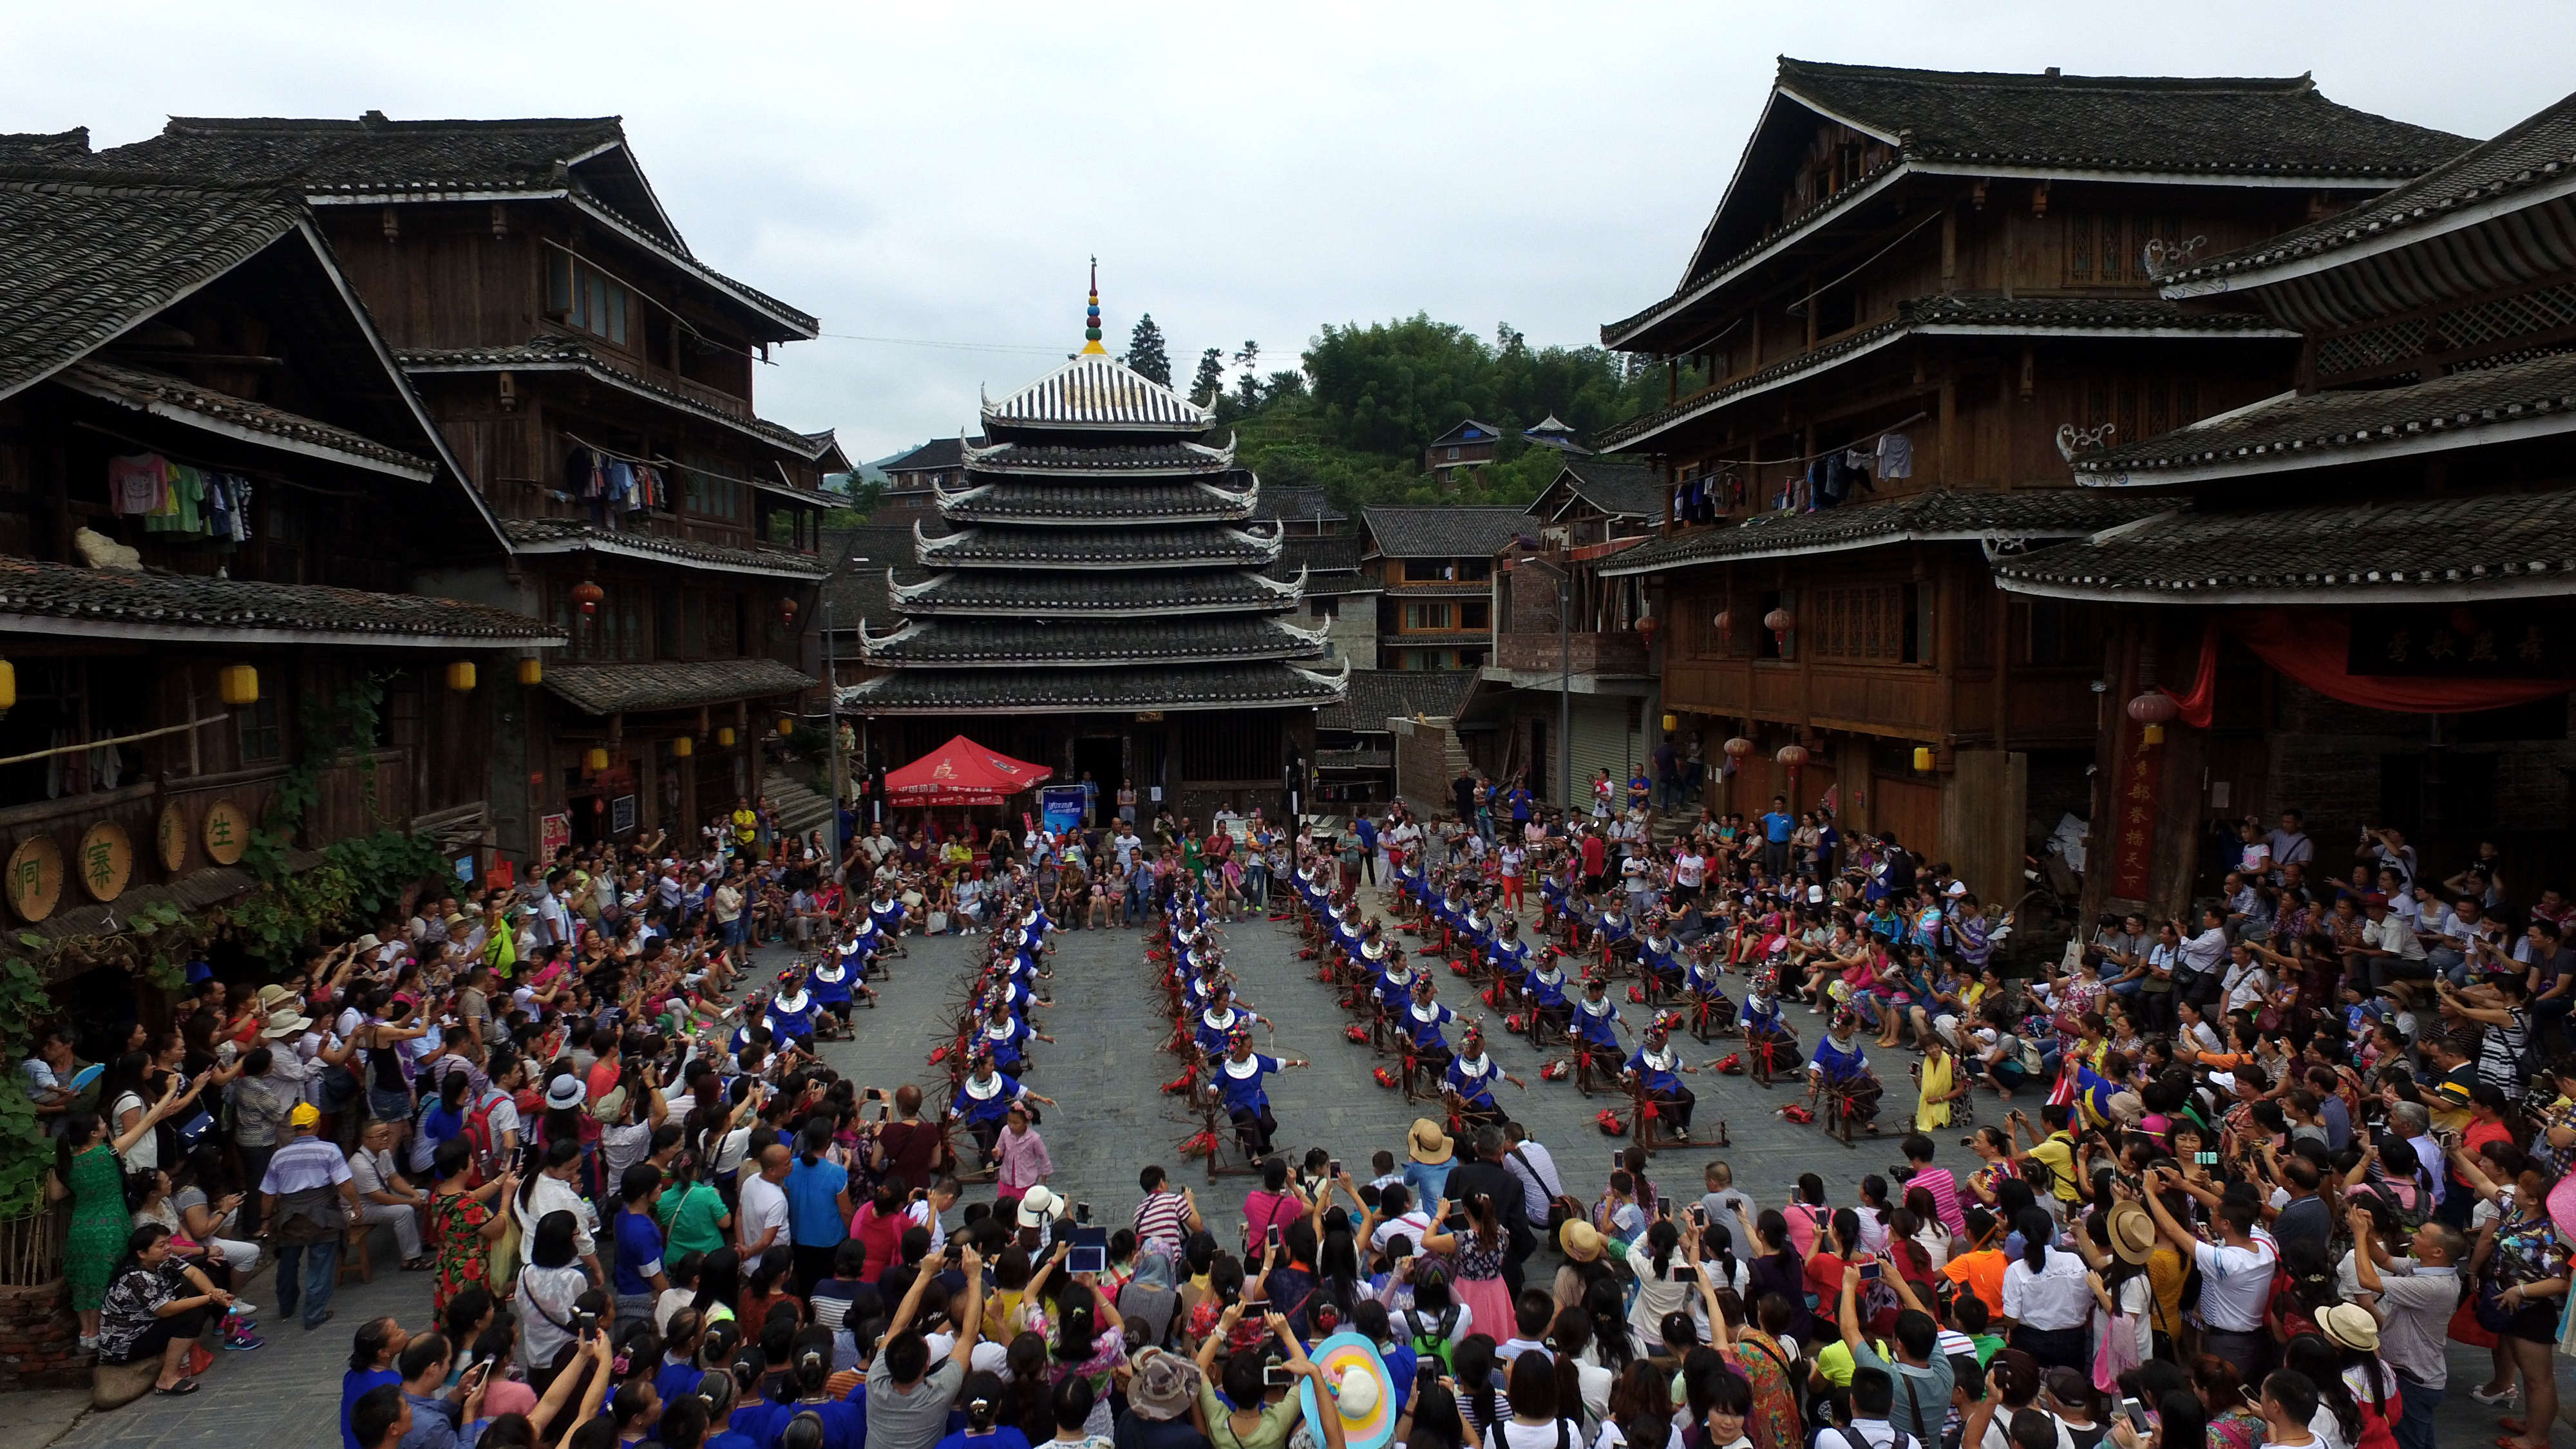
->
<box><xmin>109</xmin><ymin>455</ymin><xmax>164</xmax><ymax>515</ymax></box>
<box><xmin>1875</xmin><ymin>431</ymin><xmax>1914</xmax><ymax>480</ymax></box>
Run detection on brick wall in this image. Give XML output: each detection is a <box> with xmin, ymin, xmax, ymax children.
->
<box><xmin>0</xmin><ymin>1278</ymin><xmax>86</xmax><ymax>1390</ymax></box>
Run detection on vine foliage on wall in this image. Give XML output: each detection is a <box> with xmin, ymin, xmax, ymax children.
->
<box><xmin>0</xmin><ymin>674</ymin><xmax>459</xmax><ymax>1218</ymax></box>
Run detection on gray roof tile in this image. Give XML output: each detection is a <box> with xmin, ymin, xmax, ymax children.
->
<box><xmin>2072</xmin><ymin>349</ymin><xmax>2576</xmax><ymax>482</ymax></box>
<box><xmin>2159</xmin><ymin>89</ymin><xmax>2576</xmax><ymax>289</ymax></box>
<box><xmin>1318</xmin><ymin>668</ymin><xmax>1481</xmax><ymax>732</ymax></box>
<box><xmin>397</xmin><ymin>340</ymin><xmax>826</xmax><ymax>458</ymax></box>
<box><xmin>0</xmin><ymin>172</ymin><xmax>303</xmax><ymax>399</ymax></box>
<box><xmin>1598</xmin><ymin>489</ymin><xmax>2170</xmax><ymax>574</ymax></box>
<box><xmin>502</xmin><ymin>517</ymin><xmax>831</xmax><ymax>578</ymax></box>
<box><xmin>917</xmin><ymin>523</ymin><xmax>1280</xmax><ymax>568</ymax></box>
<box><xmin>938</xmin><ymin>477</ymin><xmax>1257</xmax><ymax>526</ymax></box>
<box><xmin>1989</xmin><ymin>490</ymin><xmax>2576</xmax><ymax>600</ymax></box>
<box><xmin>860</xmin><ymin>616</ymin><xmax>1326</xmax><ymax>667</ymax></box>
<box><xmin>1361</xmin><ymin>506</ymin><xmax>1529</xmax><ymax>558</ymax></box>
<box><xmin>0</xmin><ymin>556</ymin><xmax>560</xmax><ymax>641</ymax></box>
<box><xmin>887</xmin><ymin>568</ymin><xmax>1296</xmax><ymax>617</ymax></box>
<box><xmin>545</xmin><ymin>657</ymin><xmax>817</xmax><ymax>715</ymax></box>
<box><xmin>844</xmin><ymin>660</ymin><xmax>1343</xmax><ymax>714</ymax></box>
<box><xmin>62</xmin><ymin>359</ymin><xmax>435</xmax><ymax>474</ymax></box>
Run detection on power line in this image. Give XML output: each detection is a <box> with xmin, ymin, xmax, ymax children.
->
<box><xmin>813</xmin><ymin>332</ymin><xmax>1069</xmax><ymax>356</ymax></box>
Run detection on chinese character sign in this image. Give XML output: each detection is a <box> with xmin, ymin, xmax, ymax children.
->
<box><xmin>2108</xmin><ymin>731</ymin><xmax>2163</xmax><ymax>901</ymax></box>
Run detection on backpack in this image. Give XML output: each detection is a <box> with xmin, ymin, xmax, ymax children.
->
<box><xmin>461</xmin><ymin>1088</ymin><xmax>509</xmax><ymax>1180</ymax></box>
<box><xmin>1406</xmin><ymin>1303</ymin><xmax>1462</xmax><ymax>1368</ymax></box>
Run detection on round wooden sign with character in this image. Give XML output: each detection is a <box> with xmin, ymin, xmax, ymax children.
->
<box><xmin>6</xmin><ymin>835</ymin><xmax>65</xmax><ymax>923</ymax></box>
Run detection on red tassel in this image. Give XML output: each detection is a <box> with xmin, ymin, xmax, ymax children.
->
<box><xmin>1344</xmin><ymin>1023</ymin><xmax>1368</xmax><ymax>1043</ymax></box>
<box><xmin>1539</xmin><ymin>1059</ymin><xmax>1571</xmax><ymax>1081</ymax></box>
<box><xmin>1780</xmin><ymin>1104</ymin><xmax>1815</xmax><ymax>1123</ymax></box>
<box><xmin>1372</xmin><ymin>1066</ymin><xmax>1399</xmax><ymax>1089</ymax></box>
<box><xmin>1446</xmin><ymin>958</ymin><xmax>1469</xmax><ymax>975</ymax></box>
<box><xmin>1626</xmin><ymin>985</ymin><xmax>1646</xmax><ymax>1004</ymax></box>
<box><xmin>1595</xmin><ymin>1108</ymin><xmax>1628</xmax><ymax>1136</ymax></box>
<box><xmin>1479</xmin><ymin>984</ymin><xmax>1501</xmax><ymax>1006</ymax></box>
<box><xmin>1714</xmin><ymin>1052</ymin><xmax>1745</xmax><ymax>1075</ymax></box>
<box><xmin>927</xmin><ymin>1044</ymin><xmax>949</xmax><ymax>1064</ymax></box>
<box><xmin>1504</xmin><ymin>1013</ymin><xmax>1527</xmax><ymax>1033</ymax></box>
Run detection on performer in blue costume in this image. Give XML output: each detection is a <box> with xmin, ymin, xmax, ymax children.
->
<box><xmin>1625</xmin><ymin>1016</ymin><xmax>1700</xmax><ymax>1139</ymax></box>
<box><xmin>764</xmin><ymin>969</ymin><xmax>818</xmax><ymax>1048</ymax></box>
<box><xmin>950</xmin><ymin>1046</ymin><xmax>1054</xmax><ymax>1169</ymax></box>
<box><xmin>1806</xmin><ymin>1007</ymin><xmax>1884</xmax><ymax>1129</ymax></box>
<box><xmin>1443</xmin><ymin>1023</ymin><xmax>1524</xmax><ymax>1124</ymax></box>
<box><xmin>1211</xmin><ymin>1028</ymin><xmax>1309</xmax><ymax>1157</ymax></box>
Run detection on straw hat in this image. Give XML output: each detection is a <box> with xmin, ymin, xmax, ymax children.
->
<box><xmin>261</xmin><ymin>1007</ymin><xmax>314</xmax><ymax>1039</ymax></box>
<box><xmin>2318</xmin><ymin>1302</ymin><xmax>2380</xmax><ymax>1352</ymax></box>
<box><xmin>256</xmin><ymin>984</ymin><xmax>298</xmax><ymax>1011</ymax></box>
<box><xmin>1016</xmin><ymin>1185</ymin><xmax>1064</xmax><ymax>1229</ymax></box>
<box><xmin>1559</xmin><ymin>1219</ymin><xmax>1606</xmax><ymax>1262</ymax></box>
<box><xmin>1406</xmin><ymin>1119</ymin><xmax>1454</xmax><ymax>1165</ymax></box>
<box><xmin>543</xmin><ymin>1075</ymin><xmax>586</xmax><ymax>1112</ymax></box>
<box><xmin>2107</xmin><ymin>1203</ymin><xmax>2157</xmax><ymax>1265</ymax></box>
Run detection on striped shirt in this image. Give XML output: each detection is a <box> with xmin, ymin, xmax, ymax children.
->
<box><xmin>1133</xmin><ymin>1189</ymin><xmax>1192</xmax><ymax>1254</ymax></box>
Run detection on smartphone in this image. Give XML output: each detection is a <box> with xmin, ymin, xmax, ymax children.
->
<box><xmin>1263</xmin><ymin>1363</ymin><xmax>1295</xmax><ymax>1388</ymax></box>
<box><xmin>1690</xmin><ymin>1204</ymin><xmax>1708</xmax><ymax>1227</ymax></box>
<box><xmin>1328</xmin><ymin>1159</ymin><xmax>1342</xmax><ymax>1179</ymax></box>
<box><xmin>462</xmin><ymin>1361</ymin><xmax>491</xmax><ymax>1390</ymax></box>
<box><xmin>1859</xmin><ymin>1260</ymin><xmax>1881</xmax><ymax>1284</ymax></box>
<box><xmin>575</xmin><ymin>1310</ymin><xmax>599</xmax><ymax>1336</ymax></box>
<box><xmin>1656</xmin><ymin>1195</ymin><xmax>1672</xmax><ymax>1220</ymax></box>
<box><xmin>1075</xmin><ymin>1201</ymin><xmax>1092</xmax><ymax>1226</ymax></box>
<box><xmin>2119</xmin><ymin>1397</ymin><xmax>2150</xmax><ymax>1434</ymax></box>
<box><xmin>1267</xmin><ymin>1222</ymin><xmax>1284</xmax><ymax>1249</ymax></box>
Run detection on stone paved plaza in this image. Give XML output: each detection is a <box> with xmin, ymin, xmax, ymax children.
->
<box><xmin>41</xmin><ymin>913</ymin><xmax>2539</xmax><ymax>1446</ymax></box>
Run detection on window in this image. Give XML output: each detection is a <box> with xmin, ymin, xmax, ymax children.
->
<box><xmin>1403</xmin><ymin>602</ymin><xmax>1455</xmax><ymax>632</ymax></box>
<box><xmin>1401</xmin><ymin>558</ymin><xmax>1455</xmax><ymax>583</ymax></box>
<box><xmin>236</xmin><ymin>694</ymin><xmax>282</xmax><ymax>764</ymax></box>
<box><xmin>1460</xmin><ymin>600</ymin><xmax>1490</xmax><ymax>630</ymax></box>
<box><xmin>683</xmin><ymin>471</ymin><xmax>741</xmax><ymax>521</ymax></box>
<box><xmin>701</xmin><ymin>592</ymin><xmax>735</xmax><ymax>656</ymax></box>
<box><xmin>1446</xmin><ymin>446</ymin><xmax>1461</xmax><ymax>460</ymax></box>
<box><xmin>1455</xmin><ymin>559</ymin><xmax>1492</xmax><ymax>582</ymax></box>
<box><xmin>1811</xmin><ymin>585</ymin><xmax>1910</xmax><ymax>663</ymax></box>
<box><xmin>2018</xmin><ymin>599</ymin><xmax>2105</xmax><ymax>668</ymax></box>
<box><xmin>1177</xmin><ymin>714</ymin><xmax>1280</xmax><ymax>781</ymax></box>
<box><xmin>547</xmin><ymin>254</ymin><xmax>629</xmax><ymax>346</ymax></box>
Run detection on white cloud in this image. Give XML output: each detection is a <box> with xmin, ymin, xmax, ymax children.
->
<box><xmin>11</xmin><ymin>0</ymin><xmax>2561</xmax><ymax>458</ymax></box>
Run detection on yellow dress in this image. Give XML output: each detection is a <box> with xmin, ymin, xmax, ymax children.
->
<box><xmin>1915</xmin><ymin>1050</ymin><xmax>1954</xmax><ymax>1130</ymax></box>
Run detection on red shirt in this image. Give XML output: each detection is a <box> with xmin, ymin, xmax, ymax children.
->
<box><xmin>1582</xmin><ymin>837</ymin><xmax>1606</xmax><ymax>876</ymax></box>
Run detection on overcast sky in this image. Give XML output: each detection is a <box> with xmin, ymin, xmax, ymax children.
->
<box><xmin>12</xmin><ymin>1</ymin><xmax>2565</xmax><ymax>462</ymax></box>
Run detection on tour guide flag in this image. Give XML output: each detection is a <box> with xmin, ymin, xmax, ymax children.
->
<box><xmin>882</xmin><ymin>735</ymin><xmax>1052</xmax><ymax>807</ymax></box>
<box><xmin>1298</xmin><ymin>1332</ymin><xmax>1396</xmax><ymax>1449</ymax></box>
<box><xmin>1039</xmin><ymin>786</ymin><xmax>1086</xmax><ymax>835</ymax></box>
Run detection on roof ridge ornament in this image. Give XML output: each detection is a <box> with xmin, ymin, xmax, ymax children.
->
<box><xmin>1081</xmin><ymin>256</ymin><xmax>1107</xmax><ymax>355</ymax></box>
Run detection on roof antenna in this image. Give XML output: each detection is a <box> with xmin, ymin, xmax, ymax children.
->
<box><xmin>1081</xmin><ymin>256</ymin><xmax>1108</xmax><ymax>355</ymax></box>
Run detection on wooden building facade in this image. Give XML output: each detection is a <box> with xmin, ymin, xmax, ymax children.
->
<box><xmin>1990</xmin><ymin>90</ymin><xmax>2576</xmax><ymax>920</ymax></box>
<box><xmin>0</xmin><ymin>160</ymin><xmax>560</xmax><ymax>964</ymax></box>
<box><xmin>97</xmin><ymin>114</ymin><xmax>835</xmax><ymax>857</ymax></box>
<box><xmin>1592</xmin><ymin>60</ymin><xmax>2467</xmax><ymax>902</ymax></box>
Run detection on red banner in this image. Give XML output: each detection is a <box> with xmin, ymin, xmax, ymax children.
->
<box><xmin>2108</xmin><ymin>730</ymin><xmax>2163</xmax><ymax>900</ymax></box>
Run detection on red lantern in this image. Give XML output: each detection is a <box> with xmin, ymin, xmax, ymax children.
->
<box><xmin>571</xmin><ymin>579</ymin><xmax>604</xmax><ymax>618</ymax></box>
<box><xmin>1714</xmin><ymin>608</ymin><xmax>1733</xmax><ymax>637</ymax></box>
<box><xmin>1634</xmin><ymin>614</ymin><xmax>1660</xmax><ymax>646</ymax></box>
<box><xmin>1722</xmin><ymin>736</ymin><xmax>1755</xmax><ymax>760</ymax></box>
<box><xmin>1763</xmin><ymin>607</ymin><xmax>1795</xmax><ymax>640</ymax></box>
<box><xmin>2125</xmin><ymin>692</ymin><xmax>2177</xmax><ymax>724</ymax></box>
<box><xmin>1776</xmin><ymin>744</ymin><xmax>1811</xmax><ymax>768</ymax></box>
<box><xmin>778</xmin><ymin>597</ymin><xmax>799</xmax><ymax>628</ymax></box>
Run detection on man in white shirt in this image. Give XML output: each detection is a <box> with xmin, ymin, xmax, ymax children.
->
<box><xmin>2264</xmin><ymin>811</ymin><xmax>2313</xmax><ymax>873</ymax></box>
<box><xmin>2346</xmin><ymin>1207</ymin><xmax>2465</xmax><ymax>1449</ymax></box>
<box><xmin>1367</xmin><ymin>1182</ymin><xmax>1434</xmax><ymax>1256</ymax></box>
<box><xmin>2145</xmin><ymin>1167</ymin><xmax>2279</xmax><ymax>1379</ymax></box>
<box><xmin>2174</xmin><ymin>905</ymin><xmax>2231</xmax><ymax>1007</ymax></box>
<box><xmin>2353</xmin><ymin>895</ymin><xmax>2429</xmax><ymax>990</ymax></box>
<box><xmin>736</xmin><ymin>1142</ymin><xmax>793</xmax><ymax>1256</ymax></box>
<box><xmin>1499</xmin><ymin>1122</ymin><xmax>1564</xmax><ymax>1227</ymax></box>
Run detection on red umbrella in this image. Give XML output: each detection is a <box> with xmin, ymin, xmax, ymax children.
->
<box><xmin>882</xmin><ymin>735</ymin><xmax>1052</xmax><ymax>806</ymax></box>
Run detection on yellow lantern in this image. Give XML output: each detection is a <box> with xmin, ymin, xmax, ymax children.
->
<box><xmin>1660</xmin><ymin>713</ymin><xmax>1678</xmax><ymax>732</ymax></box>
<box><xmin>445</xmin><ymin>661</ymin><xmax>478</xmax><ymax>692</ymax></box>
<box><xmin>517</xmin><ymin>658</ymin><xmax>543</xmax><ymax>686</ymax></box>
<box><xmin>672</xmin><ymin>735</ymin><xmax>693</xmax><ymax>759</ymax></box>
<box><xmin>217</xmin><ymin>664</ymin><xmax>259</xmax><ymax>706</ymax></box>
<box><xmin>777</xmin><ymin>717</ymin><xmax>795</xmax><ymax>737</ymax></box>
<box><xmin>2142</xmin><ymin>723</ymin><xmax>2166</xmax><ymax>746</ymax></box>
<box><xmin>0</xmin><ymin>658</ymin><xmax>14</xmax><ymax>717</ymax></box>
<box><xmin>716</xmin><ymin>726</ymin><xmax>735</xmax><ymax>747</ymax></box>
<box><xmin>585</xmin><ymin>746</ymin><xmax>609</xmax><ymax>773</ymax></box>
<box><xmin>1913</xmin><ymin>746</ymin><xmax>1935</xmax><ymax>772</ymax></box>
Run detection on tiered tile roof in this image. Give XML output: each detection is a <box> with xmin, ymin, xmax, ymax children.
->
<box><xmin>502</xmin><ymin>518</ymin><xmax>831</xmax><ymax>578</ymax></box>
<box><xmin>61</xmin><ymin>359</ymin><xmax>436</xmax><ymax>477</ymax></box>
<box><xmin>851</xmin><ymin>346</ymin><xmax>1342</xmax><ymax>714</ymax></box>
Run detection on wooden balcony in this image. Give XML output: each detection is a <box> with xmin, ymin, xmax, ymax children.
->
<box><xmin>1667</xmin><ymin>656</ymin><xmax>2103</xmax><ymax>748</ymax></box>
<box><xmin>1495</xmin><ymin>630</ymin><xmax>1649</xmax><ymax>676</ymax></box>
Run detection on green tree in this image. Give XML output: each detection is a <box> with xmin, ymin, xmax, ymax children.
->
<box><xmin>1189</xmin><ymin>347</ymin><xmax>1226</xmax><ymax>406</ymax></box>
<box><xmin>1232</xmin><ymin>341</ymin><xmax>1262</xmax><ymax>410</ymax></box>
<box><xmin>1124</xmin><ymin>313</ymin><xmax>1172</xmax><ymax>387</ymax></box>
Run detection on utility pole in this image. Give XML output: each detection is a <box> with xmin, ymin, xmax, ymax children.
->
<box><xmin>822</xmin><ymin>556</ymin><xmax>866</xmax><ymax>869</ymax></box>
<box><xmin>1558</xmin><ymin>567</ymin><xmax>1572</xmax><ymax>814</ymax></box>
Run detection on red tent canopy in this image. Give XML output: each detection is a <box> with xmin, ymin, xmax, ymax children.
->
<box><xmin>882</xmin><ymin>735</ymin><xmax>1052</xmax><ymax>806</ymax></box>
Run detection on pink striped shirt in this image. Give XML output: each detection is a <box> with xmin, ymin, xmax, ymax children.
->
<box><xmin>1907</xmin><ymin>1165</ymin><xmax>1967</xmax><ymax>1238</ymax></box>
